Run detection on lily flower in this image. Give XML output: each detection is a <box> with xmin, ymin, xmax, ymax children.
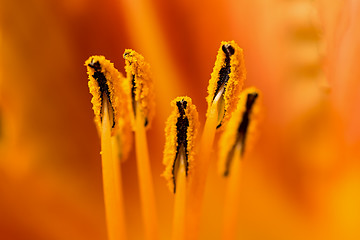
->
<box><xmin>1</xmin><ymin>1</ymin><xmax>360</xmax><ymax>240</ymax></box>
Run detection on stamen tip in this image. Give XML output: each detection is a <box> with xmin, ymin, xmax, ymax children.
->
<box><xmin>206</xmin><ymin>40</ymin><xmax>246</xmax><ymax>129</ymax></box>
<box><xmin>85</xmin><ymin>55</ymin><xmax>133</xmax><ymax>160</ymax></box>
<box><xmin>123</xmin><ymin>49</ymin><xmax>155</xmax><ymax>129</ymax></box>
<box><xmin>163</xmin><ymin>96</ymin><xmax>199</xmax><ymax>193</ymax></box>
<box><xmin>218</xmin><ymin>87</ymin><xmax>261</xmax><ymax>176</ymax></box>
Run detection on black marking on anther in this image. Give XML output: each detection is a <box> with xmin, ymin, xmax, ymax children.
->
<box><xmin>213</xmin><ymin>44</ymin><xmax>235</xmax><ymax>101</ymax></box>
<box><xmin>223</xmin><ymin>92</ymin><xmax>258</xmax><ymax>177</ymax></box>
<box><xmin>123</xmin><ymin>51</ymin><xmax>131</xmax><ymax>58</ymax></box>
<box><xmin>172</xmin><ymin>99</ymin><xmax>189</xmax><ymax>193</ymax></box>
<box><xmin>130</xmin><ymin>73</ymin><xmax>148</xmax><ymax>127</ymax></box>
<box><xmin>213</xmin><ymin>44</ymin><xmax>235</xmax><ymax>129</ymax></box>
<box><xmin>88</xmin><ymin>59</ymin><xmax>115</xmax><ymax>128</ymax></box>
<box><xmin>131</xmin><ymin>74</ymin><xmax>136</xmax><ymax>116</ymax></box>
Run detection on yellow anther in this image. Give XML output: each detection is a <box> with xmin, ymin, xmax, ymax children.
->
<box><xmin>218</xmin><ymin>87</ymin><xmax>261</xmax><ymax>176</ymax></box>
<box><xmin>206</xmin><ymin>41</ymin><xmax>246</xmax><ymax>129</ymax></box>
<box><xmin>163</xmin><ymin>96</ymin><xmax>199</xmax><ymax>193</ymax></box>
<box><xmin>123</xmin><ymin>49</ymin><xmax>155</xmax><ymax>129</ymax></box>
<box><xmin>85</xmin><ymin>55</ymin><xmax>132</xmax><ymax>159</ymax></box>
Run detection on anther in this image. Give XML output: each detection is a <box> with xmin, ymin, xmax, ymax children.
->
<box><xmin>85</xmin><ymin>55</ymin><xmax>132</xmax><ymax>142</ymax></box>
<box><xmin>206</xmin><ymin>41</ymin><xmax>246</xmax><ymax>129</ymax></box>
<box><xmin>123</xmin><ymin>49</ymin><xmax>154</xmax><ymax>129</ymax></box>
<box><xmin>218</xmin><ymin>88</ymin><xmax>260</xmax><ymax>177</ymax></box>
<box><xmin>163</xmin><ymin>97</ymin><xmax>199</xmax><ymax>193</ymax></box>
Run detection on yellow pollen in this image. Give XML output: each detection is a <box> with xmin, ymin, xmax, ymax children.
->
<box><xmin>206</xmin><ymin>40</ymin><xmax>246</xmax><ymax>129</ymax></box>
<box><xmin>125</xmin><ymin>50</ymin><xmax>159</xmax><ymax>239</ymax></box>
<box><xmin>163</xmin><ymin>96</ymin><xmax>199</xmax><ymax>193</ymax></box>
<box><xmin>123</xmin><ymin>49</ymin><xmax>155</xmax><ymax>129</ymax></box>
<box><xmin>85</xmin><ymin>55</ymin><xmax>132</xmax><ymax>160</ymax></box>
<box><xmin>218</xmin><ymin>87</ymin><xmax>261</xmax><ymax>176</ymax></box>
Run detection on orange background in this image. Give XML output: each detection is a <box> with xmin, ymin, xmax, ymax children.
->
<box><xmin>1</xmin><ymin>0</ymin><xmax>360</xmax><ymax>239</ymax></box>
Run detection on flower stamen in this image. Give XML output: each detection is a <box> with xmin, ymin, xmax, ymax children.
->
<box><xmin>163</xmin><ymin>97</ymin><xmax>199</xmax><ymax>240</ymax></box>
<box><xmin>206</xmin><ymin>41</ymin><xmax>246</xmax><ymax>129</ymax></box>
<box><xmin>123</xmin><ymin>49</ymin><xmax>155</xmax><ymax>129</ymax></box>
<box><xmin>221</xmin><ymin>90</ymin><xmax>259</xmax><ymax>177</ymax></box>
<box><xmin>85</xmin><ymin>56</ymin><xmax>131</xmax><ymax>240</ymax></box>
<box><xmin>123</xmin><ymin>49</ymin><xmax>159</xmax><ymax>240</ymax></box>
<box><xmin>218</xmin><ymin>87</ymin><xmax>261</xmax><ymax>176</ymax></box>
<box><xmin>163</xmin><ymin>97</ymin><xmax>199</xmax><ymax>194</ymax></box>
<box><xmin>219</xmin><ymin>87</ymin><xmax>261</xmax><ymax>240</ymax></box>
<box><xmin>85</xmin><ymin>56</ymin><xmax>123</xmax><ymax>135</ymax></box>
